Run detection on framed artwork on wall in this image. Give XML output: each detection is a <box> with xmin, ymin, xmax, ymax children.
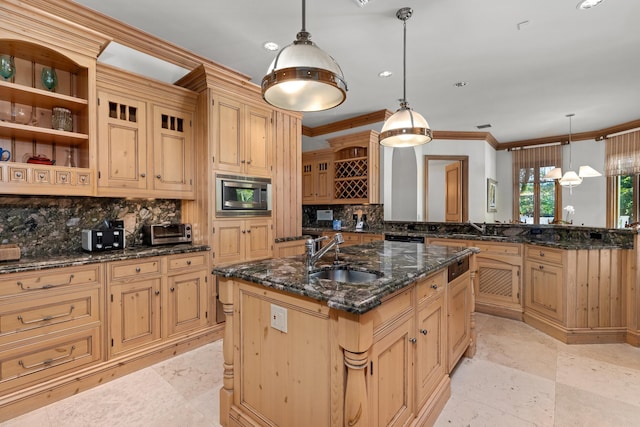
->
<box><xmin>487</xmin><ymin>178</ymin><xmax>497</xmax><ymax>213</ymax></box>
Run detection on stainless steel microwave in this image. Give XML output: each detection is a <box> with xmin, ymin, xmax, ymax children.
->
<box><xmin>215</xmin><ymin>174</ymin><xmax>272</xmax><ymax>217</ymax></box>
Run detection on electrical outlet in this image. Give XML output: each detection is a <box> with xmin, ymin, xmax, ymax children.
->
<box><xmin>271</xmin><ymin>304</ymin><xmax>288</xmax><ymax>333</ymax></box>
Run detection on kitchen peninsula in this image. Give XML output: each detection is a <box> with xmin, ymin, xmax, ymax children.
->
<box><xmin>214</xmin><ymin>240</ymin><xmax>478</xmax><ymax>427</ymax></box>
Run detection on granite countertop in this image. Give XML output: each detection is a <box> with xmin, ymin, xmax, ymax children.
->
<box><xmin>213</xmin><ymin>240</ymin><xmax>477</xmax><ymax>314</ymax></box>
<box><xmin>302</xmin><ymin>227</ymin><xmax>633</xmax><ymax>250</ymax></box>
<box><xmin>0</xmin><ymin>244</ymin><xmax>211</xmax><ymax>274</ymax></box>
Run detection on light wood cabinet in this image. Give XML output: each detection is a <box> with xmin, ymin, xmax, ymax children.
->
<box><xmin>415</xmin><ymin>271</ymin><xmax>447</xmax><ymax>409</ymax></box>
<box><xmin>219</xmin><ymin>258</ymin><xmax>475</xmax><ymax>427</ymax></box>
<box><xmin>0</xmin><ymin>13</ymin><xmax>107</xmax><ymax>196</ymax></box>
<box><xmin>302</xmin><ymin>150</ymin><xmax>333</xmax><ymax>204</ymax></box>
<box><xmin>108</xmin><ymin>253</ymin><xmax>211</xmax><ymax>357</ymax></box>
<box><xmin>474</xmin><ymin>241</ymin><xmax>523</xmax><ymax>320</ymax></box>
<box><xmin>107</xmin><ymin>258</ymin><xmax>163</xmax><ymax>357</ymax></box>
<box><xmin>447</xmin><ymin>270</ymin><xmax>471</xmax><ymax>373</ymax></box>
<box><xmin>212</xmin><ymin>219</ymin><xmax>273</xmax><ymax>265</ymax></box>
<box><xmin>165</xmin><ymin>253</ymin><xmax>210</xmax><ymax>337</ymax></box>
<box><xmin>212</xmin><ymin>93</ymin><xmax>272</xmax><ymax>177</ymax></box>
<box><xmin>96</xmin><ymin>64</ymin><xmax>196</xmax><ymax>199</ymax></box>
<box><xmin>321</xmin><ymin>231</ymin><xmax>384</xmax><ymax>247</ymax></box>
<box><xmin>369</xmin><ymin>316</ymin><xmax>415</xmax><ymax>427</ymax></box>
<box><xmin>0</xmin><ymin>264</ymin><xmax>103</xmax><ymax>395</ymax></box>
<box><xmin>524</xmin><ymin>246</ymin><xmax>564</xmax><ymax>323</ymax></box>
<box><xmin>274</xmin><ymin>239</ymin><xmax>306</xmax><ymax>258</ymax></box>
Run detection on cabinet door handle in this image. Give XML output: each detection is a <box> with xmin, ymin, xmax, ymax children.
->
<box><xmin>80</xmin><ymin>175</ymin><xmax>87</xmax><ymax>182</ymax></box>
<box><xmin>18</xmin><ymin>305</ymin><xmax>75</xmax><ymax>324</ymax></box>
<box><xmin>38</xmin><ymin>173</ymin><xmax>45</xmax><ymax>179</ymax></box>
<box><xmin>242</xmin><ymin>229</ymin><xmax>246</xmax><ymax>234</ymax></box>
<box><xmin>17</xmin><ymin>274</ymin><xmax>75</xmax><ymax>291</ymax></box>
<box><xmin>140</xmin><ymin>173</ymin><xmax>146</xmax><ymax>178</ymax></box>
<box><xmin>430</xmin><ymin>284</ymin><xmax>438</xmax><ymax>289</ymax></box>
<box><xmin>241</xmin><ymin>160</ymin><xmax>246</xmax><ymax>164</ymax></box>
<box><xmin>409</xmin><ymin>338</ymin><xmax>417</xmax><ymax>344</ymax></box>
<box><xmin>156</xmin><ymin>174</ymin><xmax>161</xmax><ymax>179</ymax></box>
<box><xmin>60</xmin><ymin>175</ymin><xmax>67</xmax><ymax>181</ymax></box>
<box><xmin>155</xmin><ymin>290</ymin><xmax>160</xmax><ymax>296</ymax></box>
<box><xmin>246</xmin><ymin>160</ymin><xmax>251</xmax><ymax>164</ymax></box>
<box><xmin>170</xmin><ymin>287</ymin><xmax>175</xmax><ymax>292</ymax></box>
<box><xmin>15</xmin><ymin>171</ymin><xmax>23</xmax><ymax>178</ymax></box>
<box><xmin>420</xmin><ymin>329</ymin><xmax>428</xmax><ymax>335</ymax></box>
<box><xmin>539</xmin><ymin>265</ymin><xmax>544</xmax><ymax>270</ymax></box>
<box><xmin>246</xmin><ymin>230</ymin><xmax>251</xmax><ymax>233</ymax></box>
<box><xmin>18</xmin><ymin>345</ymin><xmax>76</xmax><ymax>370</ymax></box>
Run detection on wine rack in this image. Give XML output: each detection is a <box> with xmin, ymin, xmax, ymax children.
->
<box><xmin>334</xmin><ymin>157</ymin><xmax>369</xmax><ymax>200</ymax></box>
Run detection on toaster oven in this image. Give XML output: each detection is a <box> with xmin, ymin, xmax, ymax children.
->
<box><xmin>142</xmin><ymin>223</ymin><xmax>192</xmax><ymax>246</ymax></box>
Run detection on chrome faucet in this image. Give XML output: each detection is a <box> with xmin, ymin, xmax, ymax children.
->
<box><xmin>468</xmin><ymin>221</ymin><xmax>487</xmax><ymax>234</ymax></box>
<box><xmin>305</xmin><ymin>233</ymin><xmax>345</xmax><ymax>271</ymax></box>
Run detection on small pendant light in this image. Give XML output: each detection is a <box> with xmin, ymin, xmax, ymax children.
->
<box><xmin>555</xmin><ymin>113</ymin><xmax>602</xmax><ymax>193</ymax></box>
<box><xmin>379</xmin><ymin>7</ymin><xmax>432</xmax><ymax>147</ymax></box>
<box><xmin>261</xmin><ymin>0</ymin><xmax>348</xmax><ymax>112</ymax></box>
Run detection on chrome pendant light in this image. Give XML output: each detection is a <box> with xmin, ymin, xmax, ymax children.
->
<box><xmin>261</xmin><ymin>0</ymin><xmax>347</xmax><ymax>112</ymax></box>
<box><xmin>379</xmin><ymin>7</ymin><xmax>432</xmax><ymax>147</ymax></box>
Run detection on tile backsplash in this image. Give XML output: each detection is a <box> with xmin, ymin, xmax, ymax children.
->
<box><xmin>0</xmin><ymin>196</ymin><xmax>181</xmax><ymax>258</ymax></box>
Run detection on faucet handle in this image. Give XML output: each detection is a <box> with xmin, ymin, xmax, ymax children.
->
<box><xmin>334</xmin><ymin>233</ymin><xmax>345</xmax><ymax>244</ymax></box>
<box><xmin>314</xmin><ymin>235</ymin><xmax>329</xmax><ymax>243</ymax></box>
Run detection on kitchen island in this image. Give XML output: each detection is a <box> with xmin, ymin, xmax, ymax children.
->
<box><xmin>213</xmin><ymin>240</ymin><xmax>478</xmax><ymax>427</ymax></box>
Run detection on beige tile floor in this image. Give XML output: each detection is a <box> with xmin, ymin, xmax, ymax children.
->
<box><xmin>3</xmin><ymin>313</ymin><xmax>640</xmax><ymax>427</ymax></box>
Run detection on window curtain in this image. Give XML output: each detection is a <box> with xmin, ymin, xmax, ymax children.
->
<box><xmin>511</xmin><ymin>144</ymin><xmax>563</xmax><ymax>183</ymax></box>
<box><xmin>605</xmin><ymin>131</ymin><xmax>640</xmax><ymax>176</ymax></box>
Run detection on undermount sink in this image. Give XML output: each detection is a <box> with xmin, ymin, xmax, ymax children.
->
<box><xmin>308</xmin><ymin>267</ymin><xmax>382</xmax><ymax>283</ymax></box>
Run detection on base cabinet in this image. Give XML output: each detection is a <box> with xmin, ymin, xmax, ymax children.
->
<box><xmin>524</xmin><ymin>246</ymin><xmax>564</xmax><ymax>323</ymax></box>
<box><xmin>369</xmin><ymin>317</ymin><xmax>415</xmax><ymax>427</ymax></box>
<box><xmin>447</xmin><ymin>271</ymin><xmax>471</xmax><ymax>373</ymax></box>
<box><xmin>212</xmin><ymin>219</ymin><xmax>273</xmax><ymax>265</ymax></box>
<box><xmin>219</xmin><ymin>257</ymin><xmax>475</xmax><ymax>427</ymax></box>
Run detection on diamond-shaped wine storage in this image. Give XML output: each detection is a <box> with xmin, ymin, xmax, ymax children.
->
<box><xmin>334</xmin><ymin>158</ymin><xmax>368</xmax><ymax>200</ymax></box>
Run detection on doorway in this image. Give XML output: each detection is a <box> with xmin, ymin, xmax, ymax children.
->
<box><xmin>424</xmin><ymin>155</ymin><xmax>469</xmax><ymax>222</ymax></box>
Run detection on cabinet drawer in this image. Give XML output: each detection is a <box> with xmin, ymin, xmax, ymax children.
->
<box><xmin>474</xmin><ymin>241</ymin><xmax>521</xmax><ymax>257</ymax></box>
<box><xmin>168</xmin><ymin>253</ymin><xmax>207</xmax><ymax>271</ymax></box>
<box><xmin>108</xmin><ymin>258</ymin><xmax>162</xmax><ymax>281</ymax></box>
<box><xmin>0</xmin><ymin>326</ymin><xmax>101</xmax><ymax>394</ymax></box>
<box><xmin>341</xmin><ymin>233</ymin><xmax>362</xmax><ymax>246</ymax></box>
<box><xmin>0</xmin><ymin>265</ymin><xmax>101</xmax><ymax>298</ymax></box>
<box><xmin>0</xmin><ymin>287</ymin><xmax>101</xmax><ymax>347</ymax></box>
<box><xmin>525</xmin><ymin>246</ymin><xmax>563</xmax><ymax>265</ymax></box>
<box><xmin>416</xmin><ymin>270</ymin><xmax>446</xmax><ymax>304</ymax></box>
<box><xmin>370</xmin><ymin>288</ymin><xmax>413</xmax><ymax>332</ymax></box>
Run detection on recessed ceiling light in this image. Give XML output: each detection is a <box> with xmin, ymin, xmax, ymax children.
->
<box><xmin>453</xmin><ymin>81</ymin><xmax>468</xmax><ymax>87</ymax></box>
<box><xmin>378</xmin><ymin>70</ymin><xmax>393</xmax><ymax>78</ymax></box>
<box><xmin>263</xmin><ymin>41</ymin><xmax>279</xmax><ymax>51</ymax></box>
<box><xmin>576</xmin><ymin>0</ymin><xmax>605</xmax><ymax>10</ymax></box>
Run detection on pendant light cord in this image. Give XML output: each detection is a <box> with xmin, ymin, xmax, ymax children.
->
<box><xmin>301</xmin><ymin>0</ymin><xmax>306</xmax><ymax>32</ymax></box>
<box><xmin>402</xmin><ymin>17</ymin><xmax>407</xmax><ymax>105</ymax></box>
<box><xmin>567</xmin><ymin>113</ymin><xmax>574</xmax><ymax>169</ymax></box>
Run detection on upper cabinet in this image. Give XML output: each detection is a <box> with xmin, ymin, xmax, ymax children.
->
<box><xmin>211</xmin><ymin>93</ymin><xmax>272</xmax><ymax>177</ymax></box>
<box><xmin>96</xmin><ymin>64</ymin><xmax>197</xmax><ymax>199</ymax></box>
<box><xmin>302</xmin><ymin>130</ymin><xmax>380</xmax><ymax>205</ymax></box>
<box><xmin>0</xmin><ymin>3</ymin><xmax>109</xmax><ymax>196</ymax></box>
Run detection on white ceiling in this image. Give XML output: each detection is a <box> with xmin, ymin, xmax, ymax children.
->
<box><xmin>73</xmin><ymin>0</ymin><xmax>640</xmax><ymax>145</ymax></box>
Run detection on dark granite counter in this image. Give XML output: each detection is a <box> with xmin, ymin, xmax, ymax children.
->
<box><xmin>302</xmin><ymin>226</ymin><xmax>635</xmax><ymax>250</ymax></box>
<box><xmin>213</xmin><ymin>240</ymin><xmax>477</xmax><ymax>314</ymax></box>
<box><xmin>0</xmin><ymin>244</ymin><xmax>210</xmax><ymax>274</ymax></box>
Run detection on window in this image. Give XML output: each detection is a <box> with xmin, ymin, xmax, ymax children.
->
<box><xmin>605</xmin><ymin>131</ymin><xmax>640</xmax><ymax>228</ymax></box>
<box><xmin>512</xmin><ymin>145</ymin><xmax>562</xmax><ymax>224</ymax></box>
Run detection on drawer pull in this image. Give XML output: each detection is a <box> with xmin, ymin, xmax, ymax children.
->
<box><xmin>186</xmin><ymin>260</ymin><xmax>192</xmax><ymax>265</ymax></box>
<box><xmin>420</xmin><ymin>329</ymin><xmax>428</xmax><ymax>335</ymax></box>
<box><xmin>539</xmin><ymin>251</ymin><xmax>545</xmax><ymax>257</ymax></box>
<box><xmin>430</xmin><ymin>284</ymin><xmax>438</xmax><ymax>289</ymax></box>
<box><xmin>18</xmin><ymin>345</ymin><xmax>76</xmax><ymax>370</ymax></box>
<box><xmin>17</xmin><ymin>274</ymin><xmax>75</xmax><ymax>291</ymax></box>
<box><xmin>135</xmin><ymin>267</ymin><xmax>141</xmax><ymax>273</ymax></box>
<box><xmin>17</xmin><ymin>305</ymin><xmax>75</xmax><ymax>325</ymax></box>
